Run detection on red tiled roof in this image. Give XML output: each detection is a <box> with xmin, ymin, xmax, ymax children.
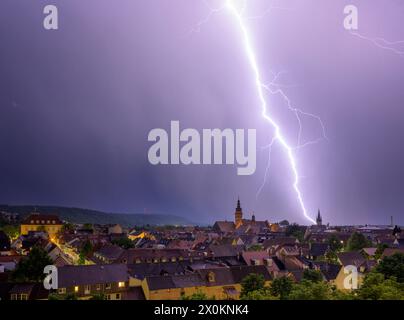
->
<box><xmin>22</xmin><ymin>214</ymin><xmax>62</xmax><ymax>225</ymax></box>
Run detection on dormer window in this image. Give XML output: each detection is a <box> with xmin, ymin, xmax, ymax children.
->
<box><xmin>207</xmin><ymin>272</ymin><xmax>216</xmax><ymax>283</ymax></box>
<box><xmin>30</xmin><ymin>220</ymin><xmax>34</xmax><ymax>224</ymax></box>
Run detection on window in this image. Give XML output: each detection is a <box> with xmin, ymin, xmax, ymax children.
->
<box><xmin>47</xmin><ymin>220</ymin><xmax>50</xmax><ymax>224</ymax></box>
<box><xmin>11</xmin><ymin>294</ymin><xmax>28</xmax><ymax>300</ymax></box>
<box><xmin>30</xmin><ymin>220</ymin><xmax>34</xmax><ymax>224</ymax></box>
<box><xmin>52</xmin><ymin>221</ymin><xmax>56</xmax><ymax>224</ymax></box>
<box><xmin>105</xmin><ymin>283</ymin><xmax>112</xmax><ymax>290</ymax></box>
<box><xmin>58</xmin><ymin>288</ymin><xmax>66</xmax><ymax>294</ymax></box>
<box><xmin>84</xmin><ymin>285</ymin><xmax>91</xmax><ymax>294</ymax></box>
<box><xmin>74</xmin><ymin>286</ymin><xmax>79</xmax><ymax>293</ymax></box>
<box><xmin>118</xmin><ymin>282</ymin><xmax>125</xmax><ymax>288</ymax></box>
<box><xmin>115</xmin><ymin>293</ymin><xmax>121</xmax><ymax>300</ymax></box>
<box><xmin>96</xmin><ymin>284</ymin><xmax>102</xmax><ymax>291</ymax></box>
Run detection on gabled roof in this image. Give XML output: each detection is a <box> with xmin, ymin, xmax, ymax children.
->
<box><xmin>309</xmin><ymin>243</ymin><xmax>329</xmax><ymax>257</ymax></box>
<box><xmin>22</xmin><ymin>214</ymin><xmax>62</xmax><ymax>225</ymax></box>
<box><xmin>381</xmin><ymin>247</ymin><xmax>404</xmax><ymax>258</ymax></box>
<box><xmin>58</xmin><ymin>264</ymin><xmax>129</xmax><ymax>287</ymax></box>
<box><xmin>145</xmin><ymin>265</ymin><xmax>272</xmax><ymax>291</ymax></box>
<box><xmin>262</xmin><ymin>237</ymin><xmax>298</xmax><ymax>248</ymax></box>
<box><xmin>213</xmin><ymin>221</ymin><xmax>235</xmax><ymax>233</ymax></box>
<box><xmin>337</xmin><ymin>251</ymin><xmax>366</xmax><ymax>267</ymax></box>
<box><xmin>209</xmin><ymin>244</ymin><xmax>243</xmax><ymax>258</ymax></box>
<box><xmin>94</xmin><ymin>244</ymin><xmax>125</xmax><ymax>261</ymax></box>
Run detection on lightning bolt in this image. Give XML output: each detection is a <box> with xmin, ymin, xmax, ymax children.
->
<box><xmin>350</xmin><ymin>32</ymin><xmax>404</xmax><ymax>56</ymax></box>
<box><xmin>191</xmin><ymin>0</ymin><xmax>328</xmax><ymax>224</ymax></box>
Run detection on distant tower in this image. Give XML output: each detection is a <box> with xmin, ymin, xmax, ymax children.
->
<box><xmin>316</xmin><ymin>209</ymin><xmax>322</xmax><ymax>226</ymax></box>
<box><xmin>252</xmin><ymin>212</ymin><xmax>256</xmax><ymax>223</ymax></box>
<box><xmin>235</xmin><ymin>198</ymin><xmax>243</xmax><ymax>227</ymax></box>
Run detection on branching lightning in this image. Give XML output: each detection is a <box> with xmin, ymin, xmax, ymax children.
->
<box><xmin>191</xmin><ymin>0</ymin><xmax>328</xmax><ymax>224</ymax></box>
<box><xmin>350</xmin><ymin>32</ymin><xmax>404</xmax><ymax>56</ymax></box>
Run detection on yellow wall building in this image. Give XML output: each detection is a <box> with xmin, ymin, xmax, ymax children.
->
<box><xmin>20</xmin><ymin>214</ymin><xmax>63</xmax><ymax>236</ymax></box>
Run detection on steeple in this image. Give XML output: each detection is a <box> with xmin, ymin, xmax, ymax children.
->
<box><xmin>316</xmin><ymin>209</ymin><xmax>322</xmax><ymax>226</ymax></box>
<box><xmin>235</xmin><ymin>197</ymin><xmax>243</xmax><ymax>227</ymax></box>
<box><xmin>236</xmin><ymin>197</ymin><xmax>242</xmax><ymax>211</ymax></box>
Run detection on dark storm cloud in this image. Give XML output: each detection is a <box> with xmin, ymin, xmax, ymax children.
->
<box><xmin>0</xmin><ymin>0</ymin><xmax>403</xmax><ymax>225</ymax></box>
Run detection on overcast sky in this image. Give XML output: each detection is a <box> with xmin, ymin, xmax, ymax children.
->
<box><xmin>0</xmin><ymin>0</ymin><xmax>403</xmax><ymax>225</ymax></box>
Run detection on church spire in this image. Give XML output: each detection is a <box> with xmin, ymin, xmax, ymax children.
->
<box><xmin>235</xmin><ymin>197</ymin><xmax>243</xmax><ymax>227</ymax></box>
<box><xmin>236</xmin><ymin>197</ymin><xmax>242</xmax><ymax>211</ymax></box>
<box><xmin>316</xmin><ymin>209</ymin><xmax>322</xmax><ymax>226</ymax></box>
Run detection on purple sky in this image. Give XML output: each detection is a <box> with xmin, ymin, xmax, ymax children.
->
<box><xmin>0</xmin><ymin>0</ymin><xmax>403</xmax><ymax>225</ymax></box>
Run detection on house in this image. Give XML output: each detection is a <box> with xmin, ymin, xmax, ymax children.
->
<box><xmin>9</xmin><ymin>283</ymin><xmax>49</xmax><ymax>300</ymax></box>
<box><xmin>0</xmin><ymin>255</ymin><xmax>23</xmax><ymax>271</ymax></box>
<box><xmin>117</xmin><ymin>248</ymin><xmax>199</xmax><ymax>264</ymax></box>
<box><xmin>92</xmin><ymin>245</ymin><xmax>125</xmax><ymax>264</ymax></box>
<box><xmin>213</xmin><ymin>221</ymin><xmax>235</xmax><ymax>233</ymax></box>
<box><xmin>308</xmin><ymin>243</ymin><xmax>330</xmax><ymax>260</ymax></box>
<box><xmin>142</xmin><ymin>265</ymin><xmax>272</xmax><ymax>300</ymax></box>
<box><xmin>334</xmin><ymin>251</ymin><xmax>376</xmax><ymax>291</ymax></box>
<box><xmin>108</xmin><ymin>224</ymin><xmax>123</xmax><ymax>235</ymax></box>
<box><xmin>56</xmin><ymin>264</ymin><xmax>129</xmax><ymax>300</ymax></box>
<box><xmin>380</xmin><ymin>248</ymin><xmax>404</xmax><ymax>259</ymax></box>
<box><xmin>20</xmin><ymin>213</ymin><xmax>63</xmax><ymax>236</ymax></box>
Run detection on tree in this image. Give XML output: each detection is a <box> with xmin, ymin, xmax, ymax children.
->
<box><xmin>357</xmin><ymin>272</ymin><xmax>404</xmax><ymax>300</ymax></box>
<box><xmin>279</xmin><ymin>220</ymin><xmax>290</xmax><ymax>226</ymax></box>
<box><xmin>325</xmin><ymin>250</ymin><xmax>338</xmax><ymax>264</ymax></box>
<box><xmin>346</xmin><ymin>232</ymin><xmax>371</xmax><ymax>251</ymax></box>
<box><xmin>285</xmin><ymin>223</ymin><xmax>304</xmax><ymax>242</ymax></box>
<box><xmin>288</xmin><ymin>280</ymin><xmax>333</xmax><ymax>300</ymax></box>
<box><xmin>12</xmin><ymin>246</ymin><xmax>53</xmax><ymax>282</ymax></box>
<box><xmin>90</xmin><ymin>293</ymin><xmax>105</xmax><ymax>300</ymax></box>
<box><xmin>270</xmin><ymin>276</ymin><xmax>293</xmax><ymax>300</ymax></box>
<box><xmin>327</xmin><ymin>234</ymin><xmax>343</xmax><ymax>252</ymax></box>
<box><xmin>302</xmin><ymin>269</ymin><xmax>323</xmax><ymax>283</ymax></box>
<box><xmin>240</xmin><ymin>274</ymin><xmax>266</xmax><ymax>298</ymax></box>
<box><xmin>112</xmin><ymin>238</ymin><xmax>135</xmax><ymax>249</ymax></box>
<box><xmin>374</xmin><ymin>243</ymin><xmax>389</xmax><ymax>260</ymax></box>
<box><xmin>181</xmin><ymin>291</ymin><xmax>210</xmax><ymax>300</ymax></box>
<box><xmin>80</xmin><ymin>240</ymin><xmax>93</xmax><ymax>256</ymax></box>
<box><xmin>376</xmin><ymin>253</ymin><xmax>404</xmax><ymax>283</ymax></box>
<box><xmin>62</xmin><ymin>223</ymin><xmax>75</xmax><ymax>233</ymax></box>
<box><xmin>241</xmin><ymin>289</ymin><xmax>278</xmax><ymax>300</ymax></box>
<box><xmin>1</xmin><ymin>224</ymin><xmax>19</xmax><ymax>240</ymax></box>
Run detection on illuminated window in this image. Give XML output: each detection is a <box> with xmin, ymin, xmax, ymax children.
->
<box><xmin>105</xmin><ymin>283</ymin><xmax>112</xmax><ymax>290</ymax></box>
<box><xmin>47</xmin><ymin>220</ymin><xmax>50</xmax><ymax>224</ymax></box>
<box><xmin>41</xmin><ymin>220</ymin><xmax>45</xmax><ymax>224</ymax></box>
<box><xmin>118</xmin><ymin>282</ymin><xmax>125</xmax><ymax>288</ymax></box>
<box><xmin>96</xmin><ymin>284</ymin><xmax>101</xmax><ymax>291</ymax></box>
<box><xmin>30</xmin><ymin>220</ymin><xmax>34</xmax><ymax>224</ymax></box>
<box><xmin>52</xmin><ymin>221</ymin><xmax>56</xmax><ymax>224</ymax></box>
<box><xmin>74</xmin><ymin>286</ymin><xmax>79</xmax><ymax>293</ymax></box>
<box><xmin>58</xmin><ymin>288</ymin><xmax>66</xmax><ymax>294</ymax></box>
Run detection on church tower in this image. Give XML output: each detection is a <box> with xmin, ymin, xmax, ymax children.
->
<box><xmin>235</xmin><ymin>198</ymin><xmax>243</xmax><ymax>228</ymax></box>
<box><xmin>316</xmin><ymin>209</ymin><xmax>322</xmax><ymax>226</ymax></box>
